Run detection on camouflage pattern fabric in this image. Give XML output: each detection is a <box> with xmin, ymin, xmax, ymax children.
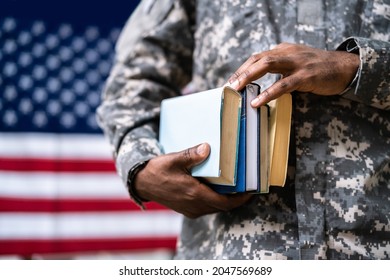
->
<box><xmin>97</xmin><ymin>0</ymin><xmax>390</xmax><ymax>259</ymax></box>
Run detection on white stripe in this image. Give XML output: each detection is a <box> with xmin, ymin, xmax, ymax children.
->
<box><xmin>0</xmin><ymin>132</ymin><xmax>113</xmax><ymax>159</ymax></box>
<box><xmin>0</xmin><ymin>212</ymin><xmax>182</xmax><ymax>239</ymax></box>
<box><xmin>0</xmin><ymin>171</ymin><xmax>128</xmax><ymax>198</ymax></box>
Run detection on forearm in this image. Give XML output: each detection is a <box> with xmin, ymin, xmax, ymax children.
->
<box><xmin>96</xmin><ymin>0</ymin><xmax>195</xmax><ymax>185</ymax></box>
<box><xmin>337</xmin><ymin>37</ymin><xmax>390</xmax><ymax>110</ymax></box>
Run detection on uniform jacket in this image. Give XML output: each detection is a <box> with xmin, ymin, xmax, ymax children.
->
<box><xmin>97</xmin><ymin>0</ymin><xmax>390</xmax><ymax>259</ymax></box>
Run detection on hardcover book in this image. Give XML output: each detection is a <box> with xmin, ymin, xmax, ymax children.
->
<box><xmin>159</xmin><ymin>84</ymin><xmax>292</xmax><ymax>193</ymax></box>
<box><xmin>159</xmin><ymin>86</ymin><xmax>242</xmax><ymax>186</ymax></box>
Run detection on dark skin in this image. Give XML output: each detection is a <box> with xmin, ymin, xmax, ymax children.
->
<box><xmin>134</xmin><ymin>43</ymin><xmax>360</xmax><ymax>219</ymax></box>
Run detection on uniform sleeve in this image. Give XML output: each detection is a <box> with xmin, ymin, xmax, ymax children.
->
<box><xmin>96</xmin><ymin>0</ymin><xmax>195</xmax><ymax>186</ymax></box>
<box><xmin>337</xmin><ymin>37</ymin><xmax>390</xmax><ymax>110</ymax></box>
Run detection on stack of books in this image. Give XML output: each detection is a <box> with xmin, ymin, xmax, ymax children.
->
<box><xmin>159</xmin><ymin>83</ymin><xmax>292</xmax><ymax>194</ymax></box>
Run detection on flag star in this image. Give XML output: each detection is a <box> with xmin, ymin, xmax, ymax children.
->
<box><xmin>60</xmin><ymin>112</ymin><xmax>76</xmax><ymax>128</ymax></box>
<box><xmin>18</xmin><ymin>75</ymin><xmax>34</xmax><ymax>91</ymax></box>
<box><xmin>72</xmin><ymin>37</ymin><xmax>86</xmax><ymax>53</ymax></box>
<box><xmin>3</xmin><ymin>39</ymin><xmax>17</xmax><ymax>54</ymax></box>
<box><xmin>86</xmin><ymin>70</ymin><xmax>100</xmax><ymax>87</ymax></box>
<box><xmin>32</xmin><ymin>65</ymin><xmax>48</xmax><ymax>81</ymax></box>
<box><xmin>58</xmin><ymin>24</ymin><xmax>73</xmax><ymax>39</ymax></box>
<box><xmin>4</xmin><ymin>86</ymin><xmax>18</xmax><ymax>101</ymax></box>
<box><xmin>97</xmin><ymin>39</ymin><xmax>111</xmax><ymax>55</ymax></box>
<box><xmin>47</xmin><ymin>77</ymin><xmax>61</xmax><ymax>93</ymax></box>
<box><xmin>59</xmin><ymin>67</ymin><xmax>75</xmax><ymax>83</ymax></box>
<box><xmin>19</xmin><ymin>98</ymin><xmax>34</xmax><ymax>114</ymax></box>
<box><xmin>33</xmin><ymin>88</ymin><xmax>48</xmax><ymax>104</ymax></box>
<box><xmin>85</xmin><ymin>49</ymin><xmax>99</xmax><ymax>65</ymax></box>
<box><xmin>59</xmin><ymin>46</ymin><xmax>73</xmax><ymax>62</ymax></box>
<box><xmin>60</xmin><ymin>89</ymin><xmax>76</xmax><ymax>105</ymax></box>
<box><xmin>87</xmin><ymin>92</ymin><xmax>101</xmax><ymax>107</ymax></box>
<box><xmin>3</xmin><ymin>62</ymin><xmax>18</xmax><ymax>77</ymax></box>
<box><xmin>32</xmin><ymin>43</ymin><xmax>46</xmax><ymax>58</ymax></box>
<box><xmin>87</xmin><ymin>114</ymin><xmax>99</xmax><ymax>129</ymax></box>
<box><xmin>98</xmin><ymin>61</ymin><xmax>111</xmax><ymax>76</ymax></box>
<box><xmin>73</xmin><ymin>58</ymin><xmax>87</xmax><ymax>74</ymax></box>
<box><xmin>18</xmin><ymin>52</ymin><xmax>33</xmax><ymax>67</ymax></box>
<box><xmin>74</xmin><ymin>102</ymin><xmax>90</xmax><ymax>117</ymax></box>
<box><xmin>46</xmin><ymin>55</ymin><xmax>61</xmax><ymax>71</ymax></box>
<box><xmin>31</xmin><ymin>21</ymin><xmax>46</xmax><ymax>36</ymax></box>
<box><xmin>110</xmin><ymin>28</ymin><xmax>121</xmax><ymax>42</ymax></box>
<box><xmin>46</xmin><ymin>34</ymin><xmax>60</xmax><ymax>50</ymax></box>
<box><xmin>74</xmin><ymin>79</ymin><xmax>88</xmax><ymax>95</ymax></box>
<box><xmin>3</xmin><ymin>110</ymin><xmax>18</xmax><ymax>126</ymax></box>
<box><xmin>47</xmin><ymin>100</ymin><xmax>62</xmax><ymax>116</ymax></box>
<box><xmin>32</xmin><ymin>111</ymin><xmax>48</xmax><ymax>127</ymax></box>
<box><xmin>3</xmin><ymin>17</ymin><xmax>17</xmax><ymax>33</ymax></box>
<box><xmin>85</xmin><ymin>26</ymin><xmax>99</xmax><ymax>42</ymax></box>
<box><xmin>18</xmin><ymin>31</ymin><xmax>32</xmax><ymax>46</ymax></box>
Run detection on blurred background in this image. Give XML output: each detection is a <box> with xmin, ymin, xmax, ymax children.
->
<box><xmin>0</xmin><ymin>0</ymin><xmax>182</xmax><ymax>259</ymax></box>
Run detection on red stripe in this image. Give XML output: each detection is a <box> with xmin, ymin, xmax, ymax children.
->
<box><xmin>0</xmin><ymin>157</ymin><xmax>116</xmax><ymax>172</ymax></box>
<box><xmin>0</xmin><ymin>197</ymin><xmax>169</xmax><ymax>212</ymax></box>
<box><xmin>0</xmin><ymin>237</ymin><xmax>177</xmax><ymax>256</ymax></box>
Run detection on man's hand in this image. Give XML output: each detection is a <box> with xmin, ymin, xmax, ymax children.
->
<box><xmin>227</xmin><ymin>43</ymin><xmax>360</xmax><ymax>107</ymax></box>
<box><xmin>133</xmin><ymin>143</ymin><xmax>252</xmax><ymax>218</ymax></box>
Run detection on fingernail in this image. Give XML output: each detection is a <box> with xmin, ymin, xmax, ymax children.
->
<box><xmin>197</xmin><ymin>143</ymin><xmax>206</xmax><ymax>156</ymax></box>
<box><xmin>225</xmin><ymin>78</ymin><xmax>239</xmax><ymax>89</ymax></box>
<box><xmin>251</xmin><ymin>95</ymin><xmax>262</xmax><ymax>107</ymax></box>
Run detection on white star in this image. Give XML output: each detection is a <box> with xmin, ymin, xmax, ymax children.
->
<box><xmin>3</xmin><ymin>18</ymin><xmax>17</xmax><ymax>33</ymax></box>
<box><xmin>3</xmin><ymin>39</ymin><xmax>17</xmax><ymax>54</ymax></box>
<box><xmin>46</xmin><ymin>34</ymin><xmax>60</xmax><ymax>50</ymax></box>
<box><xmin>3</xmin><ymin>62</ymin><xmax>17</xmax><ymax>77</ymax></box>
<box><xmin>60</xmin><ymin>112</ymin><xmax>76</xmax><ymax>128</ymax></box>
<box><xmin>73</xmin><ymin>58</ymin><xmax>87</xmax><ymax>74</ymax></box>
<box><xmin>4</xmin><ymin>86</ymin><xmax>17</xmax><ymax>101</ymax></box>
<box><xmin>59</xmin><ymin>67</ymin><xmax>75</xmax><ymax>83</ymax></box>
<box><xmin>58</xmin><ymin>24</ymin><xmax>73</xmax><ymax>39</ymax></box>
<box><xmin>60</xmin><ymin>89</ymin><xmax>75</xmax><ymax>105</ymax></box>
<box><xmin>46</xmin><ymin>55</ymin><xmax>60</xmax><ymax>71</ymax></box>
<box><xmin>18</xmin><ymin>52</ymin><xmax>33</xmax><ymax>67</ymax></box>
<box><xmin>32</xmin><ymin>88</ymin><xmax>48</xmax><ymax>103</ymax></box>
<box><xmin>18</xmin><ymin>75</ymin><xmax>33</xmax><ymax>90</ymax></box>
<box><xmin>97</xmin><ymin>39</ymin><xmax>111</xmax><ymax>55</ymax></box>
<box><xmin>18</xmin><ymin>31</ymin><xmax>32</xmax><ymax>46</ymax></box>
<box><xmin>86</xmin><ymin>70</ymin><xmax>100</xmax><ymax>86</ymax></box>
<box><xmin>87</xmin><ymin>92</ymin><xmax>100</xmax><ymax>107</ymax></box>
<box><xmin>73</xmin><ymin>79</ymin><xmax>88</xmax><ymax>95</ymax></box>
<box><xmin>85</xmin><ymin>26</ymin><xmax>99</xmax><ymax>42</ymax></box>
<box><xmin>47</xmin><ymin>77</ymin><xmax>61</xmax><ymax>93</ymax></box>
<box><xmin>32</xmin><ymin>65</ymin><xmax>48</xmax><ymax>81</ymax></box>
<box><xmin>72</xmin><ymin>37</ymin><xmax>86</xmax><ymax>53</ymax></box>
<box><xmin>31</xmin><ymin>21</ymin><xmax>46</xmax><ymax>36</ymax></box>
<box><xmin>47</xmin><ymin>100</ymin><xmax>62</xmax><ymax>116</ymax></box>
<box><xmin>87</xmin><ymin>114</ymin><xmax>99</xmax><ymax>129</ymax></box>
<box><xmin>59</xmin><ymin>46</ymin><xmax>73</xmax><ymax>62</ymax></box>
<box><xmin>32</xmin><ymin>111</ymin><xmax>48</xmax><ymax>127</ymax></box>
<box><xmin>74</xmin><ymin>101</ymin><xmax>90</xmax><ymax>117</ymax></box>
<box><xmin>19</xmin><ymin>98</ymin><xmax>33</xmax><ymax>114</ymax></box>
<box><xmin>3</xmin><ymin>110</ymin><xmax>18</xmax><ymax>126</ymax></box>
<box><xmin>32</xmin><ymin>43</ymin><xmax>46</xmax><ymax>58</ymax></box>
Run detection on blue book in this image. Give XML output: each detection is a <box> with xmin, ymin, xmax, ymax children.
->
<box><xmin>212</xmin><ymin>83</ymin><xmax>269</xmax><ymax>194</ymax></box>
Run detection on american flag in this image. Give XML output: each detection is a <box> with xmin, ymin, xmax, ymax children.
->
<box><xmin>0</xmin><ymin>2</ymin><xmax>181</xmax><ymax>258</ymax></box>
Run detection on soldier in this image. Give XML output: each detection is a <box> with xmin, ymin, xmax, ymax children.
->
<box><xmin>97</xmin><ymin>0</ymin><xmax>390</xmax><ymax>259</ymax></box>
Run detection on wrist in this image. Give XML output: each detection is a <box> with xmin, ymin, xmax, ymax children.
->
<box><xmin>127</xmin><ymin>160</ymin><xmax>149</xmax><ymax>209</ymax></box>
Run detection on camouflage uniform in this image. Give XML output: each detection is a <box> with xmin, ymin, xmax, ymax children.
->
<box><xmin>97</xmin><ymin>0</ymin><xmax>390</xmax><ymax>259</ymax></box>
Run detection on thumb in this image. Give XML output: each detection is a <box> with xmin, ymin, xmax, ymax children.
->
<box><xmin>175</xmin><ymin>143</ymin><xmax>210</xmax><ymax>170</ymax></box>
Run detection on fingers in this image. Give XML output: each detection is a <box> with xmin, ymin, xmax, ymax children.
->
<box><xmin>250</xmin><ymin>76</ymin><xmax>298</xmax><ymax>107</ymax></box>
<box><xmin>174</xmin><ymin>143</ymin><xmax>211</xmax><ymax>170</ymax></box>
